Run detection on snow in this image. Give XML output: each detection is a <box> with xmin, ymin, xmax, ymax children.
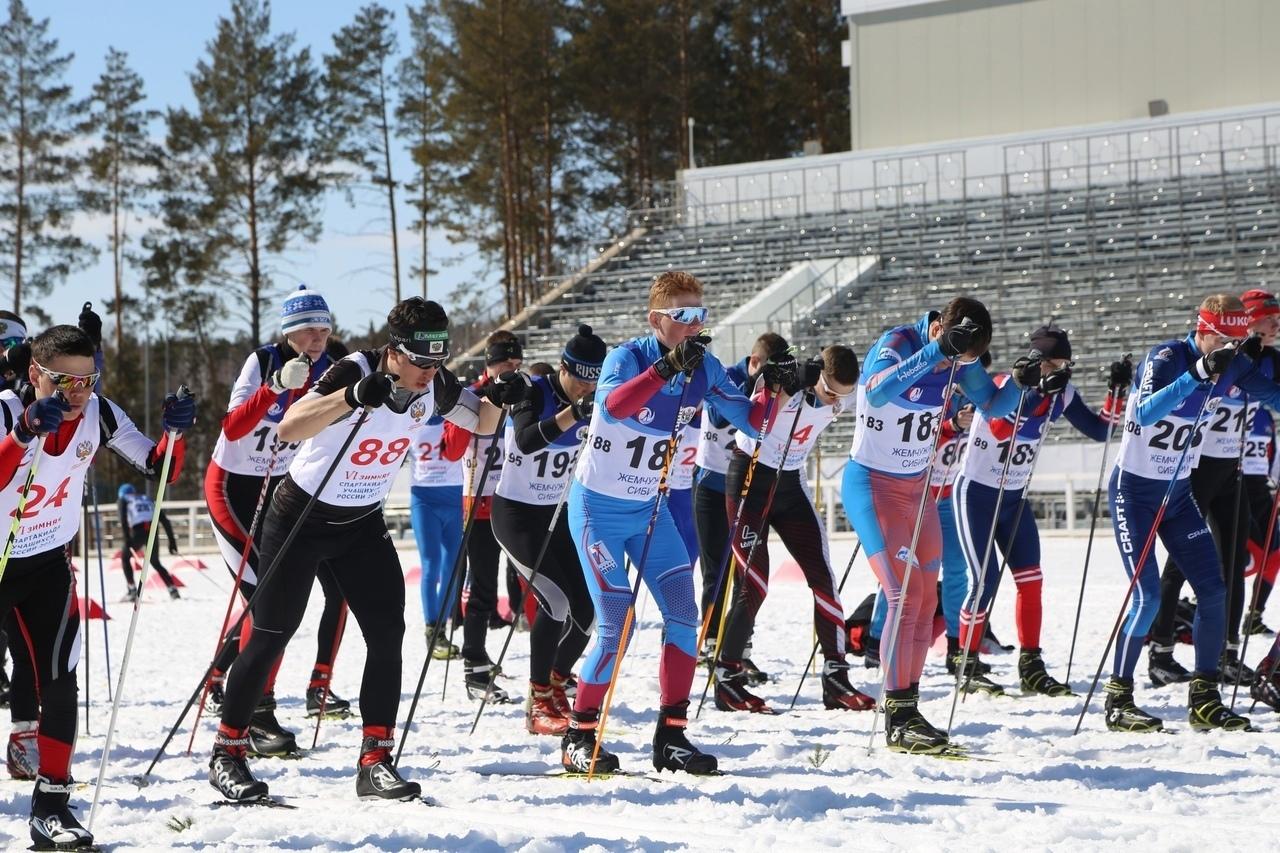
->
<box><xmin>4</xmin><ymin>533</ymin><xmax>1280</xmax><ymax>851</ymax></box>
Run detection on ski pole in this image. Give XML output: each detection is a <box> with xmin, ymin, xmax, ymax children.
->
<box><xmin>1224</xmin><ymin>396</ymin><xmax>1252</xmax><ymax>707</ymax></box>
<box><xmin>470</xmin><ymin>430</ymin><xmax>590</xmax><ymax>735</ymax></box>
<box><xmin>1073</xmin><ymin>391</ymin><xmax>1214</xmax><ymax>735</ymax></box>
<box><xmin>88</xmin><ymin>467</ymin><xmax>113</xmax><ymax>702</ymax></box>
<box><xmin>789</xmin><ymin>539</ymin><xmax>862</xmax><ymax>710</ymax></box>
<box><xmin>865</xmin><ymin>356</ymin><xmax>962</xmax><ymax>752</ymax></box>
<box><xmin>589</xmin><ymin>373</ymin><xmax>695</xmax><ymax>780</ymax></box>
<box><xmin>310</xmin><ymin>602</ymin><xmax>348</xmax><ymax>749</ymax></box>
<box><xmin>1234</xmin><ymin>424</ymin><xmax>1280</xmax><ymax>710</ymax></box>
<box><xmin>138</xmin><ymin>407</ymin><xmax>371</xmax><ymax>784</ymax></box>
<box><xmin>396</xmin><ymin>425</ymin><xmax>503</xmax><ymax>765</ymax></box>
<box><xmin>1065</xmin><ymin>384</ymin><xmax>1123</xmax><ymax>682</ymax></box>
<box><xmin>82</xmin><ymin>482</ymin><xmax>92</xmax><ymax>735</ymax></box>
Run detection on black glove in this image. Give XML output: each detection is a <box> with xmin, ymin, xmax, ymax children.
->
<box><xmin>0</xmin><ymin>340</ymin><xmax>31</xmax><ymax>378</ymax></box>
<box><xmin>800</xmin><ymin>357</ymin><xmax>823</xmax><ymax>390</ymax></box>
<box><xmin>1108</xmin><ymin>357</ymin><xmax>1133</xmax><ymax>391</ymax></box>
<box><xmin>654</xmin><ymin>334</ymin><xmax>710</xmax><ymax>380</ymax></box>
<box><xmin>1239</xmin><ymin>334</ymin><xmax>1265</xmax><ymax>361</ymax></box>
<box><xmin>1192</xmin><ymin>345</ymin><xmax>1237</xmax><ymax>381</ymax></box>
<box><xmin>78</xmin><ymin>302</ymin><xmax>103</xmax><ymax>348</ymax></box>
<box><xmin>13</xmin><ymin>394</ymin><xmax>71</xmax><ymax>444</ymax></box>
<box><xmin>763</xmin><ymin>352</ymin><xmax>799</xmax><ymax>393</ymax></box>
<box><xmin>481</xmin><ymin>370</ymin><xmax>532</xmax><ymax>406</ymax></box>
<box><xmin>570</xmin><ymin>395</ymin><xmax>594</xmax><ymax>421</ymax></box>
<box><xmin>161</xmin><ymin>386</ymin><xmax>197</xmax><ymax>432</ymax></box>
<box><xmin>938</xmin><ymin>317</ymin><xmax>980</xmax><ymax>359</ymax></box>
<box><xmin>345</xmin><ymin>372</ymin><xmax>397</xmax><ymax>409</ymax></box>
<box><xmin>1039</xmin><ymin>365</ymin><xmax>1072</xmax><ymax>396</ymax></box>
<box><xmin>1012</xmin><ymin>356</ymin><xmax>1043</xmax><ymax>389</ymax></box>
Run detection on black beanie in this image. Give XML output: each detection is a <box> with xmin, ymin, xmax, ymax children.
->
<box><xmin>1029</xmin><ymin>325</ymin><xmax>1071</xmax><ymax>361</ymax></box>
<box><xmin>563</xmin><ymin>324</ymin><xmax>607</xmax><ymax>381</ymax></box>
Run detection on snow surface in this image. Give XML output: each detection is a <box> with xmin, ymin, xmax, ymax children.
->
<box><xmin>3</xmin><ymin>533</ymin><xmax>1279</xmax><ymax>851</ymax></box>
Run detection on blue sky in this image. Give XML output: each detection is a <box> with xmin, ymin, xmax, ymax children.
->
<box><xmin>30</xmin><ymin>0</ymin><xmax>489</xmax><ymax>340</ymax></box>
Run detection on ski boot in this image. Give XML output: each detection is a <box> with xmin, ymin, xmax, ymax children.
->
<box><xmin>526</xmin><ymin>682</ymin><xmax>569</xmax><ymax>735</ymax></box>
<box><xmin>1103</xmin><ymin>677</ymin><xmax>1163</xmax><ymax>733</ymax></box>
<box><xmin>121</xmin><ymin>584</ymin><xmax>139</xmax><ymax>603</ymax></box>
<box><xmin>0</xmin><ymin>666</ymin><xmax>11</xmax><ymax>708</ymax></box>
<box><xmin>951</xmin><ymin>651</ymin><xmax>1005</xmax><ymax>696</ymax></box>
<box><xmin>820</xmin><ymin>659</ymin><xmax>875</xmax><ymax>710</ymax></box>
<box><xmin>1147</xmin><ymin>644</ymin><xmax>1193</xmax><ymax>686</ymax></box>
<box><xmin>1018</xmin><ymin>648</ymin><xmax>1074</xmax><ymax>697</ymax></box>
<box><xmin>464</xmin><ymin>659</ymin><xmax>511</xmax><ymax>703</ymax></box>
<box><xmin>1250</xmin><ymin>658</ymin><xmax>1280</xmax><ymax>711</ymax></box>
<box><xmin>652</xmin><ymin>702</ymin><xmax>719</xmax><ymax>775</ymax></box>
<box><xmin>945</xmin><ymin>637</ymin><xmax>990</xmax><ymax>675</ymax></box>
<box><xmin>698</xmin><ymin>638</ymin><xmax>717</xmax><ymax>667</ymax></box>
<box><xmin>29</xmin><ymin>774</ymin><xmax>93</xmax><ymax>850</ymax></box>
<box><xmin>306</xmin><ymin>667</ymin><xmax>352</xmax><ymax>718</ymax></box>
<box><xmin>1244</xmin><ymin>607</ymin><xmax>1275</xmax><ymax>637</ymax></box>
<box><xmin>424</xmin><ymin>625</ymin><xmax>460</xmax><ymax>661</ymax></box>
<box><xmin>549</xmin><ymin>670</ymin><xmax>575</xmax><ymax>716</ymax></box>
<box><xmin>740</xmin><ymin>645</ymin><xmax>770</xmax><ymax>686</ymax></box>
<box><xmin>1188</xmin><ymin>675</ymin><xmax>1253</xmax><ymax>731</ymax></box>
<box><xmin>8</xmin><ymin>721</ymin><xmax>38</xmax><ymax>780</ymax></box>
<box><xmin>248</xmin><ymin>692</ymin><xmax>299</xmax><ymax>757</ymax></box>
<box><xmin>713</xmin><ymin>661</ymin><xmax>773</xmax><ymax>713</ymax></box>
<box><xmin>168</xmin><ymin>584</ymin><xmax>181</xmax><ymax>600</ymax></box>
<box><xmin>1218</xmin><ymin>646</ymin><xmax>1255</xmax><ymax>686</ymax></box>
<box><xmin>561</xmin><ymin>711</ymin><xmax>620</xmax><ymax>774</ymax></box>
<box><xmin>209</xmin><ymin>727</ymin><xmax>269</xmax><ymax>801</ymax></box>
<box><xmin>204</xmin><ymin>675</ymin><xmax>225</xmax><ymax>716</ymax></box>
<box><xmin>982</xmin><ymin>624</ymin><xmax>1014</xmax><ymax>654</ymax></box>
<box><xmin>883</xmin><ymin>687</ymin><xmax>948</xmax><ymax>754</ymax></box>
<box><xmin>356</xmin><ymin>726</ymin><xmax>421</xmax><ymax>800</ymax></box>
<box><xmin>863</xmin><ymin>634</ymin><xmax>881</xmax><ymax>669</ymax></box>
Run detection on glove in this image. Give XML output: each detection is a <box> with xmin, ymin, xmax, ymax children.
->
<box><xmin>570</xmin><ymin>395</ymin><xmax>594</xmax><ymax>421</ymax></box>
<box><xmin>938</xmin><ymin>317</ymin><xmax>980</xmax><ymax>359</ymax></box>
<box><xmin>345</xmin><ymin>372</ymin><xmax>398</xmax><ymax>409</ymax></box>
<box><xmin>654</xmin><ymin>334</ymin><xmax>710</xmax><ymax>380</ymax></box>
<box><xmin>949</xmin><ymin>404</ymin><xmax>975</xmax><ymax>433</ymax></box>
<box><xmin>78</xmin><ymin>302</ymin><xmax>103</xmax><ymax>347</ymax></box>
<box><xmin>161</xmin><ymin>387</ymin><xmax>197</xmax><ymax>432</ymax></box>
<box><xmin>268</xmin><ymin>354</ymin><xmax>312</xmax><ymax>394</ymax></box>
<box><xmin>13</xmin><ymin>394</ymin><xmax>71</xmax><ymax>444</ymax></box>
<box><xmin>1192</xmin><ymin>345</ymin><xmax>1237</xmax><ymax>381</ymax></box>
<box><xmin>763</xmin><ymin>353</ymin><xmax>798</xmax><ymax>393</ymax></box>
<box><xmin>1108</xmin><ymin>357</ymin><xmax>1133</xmax><ymax>391</ymax></box>
<box><xmin>0</xmin><ymin>340</ymin><xmax>31</xmax><ymax>378</ymax></box>
<box><xmin>1012</xmin><ymin>356</ymin><xmax>1043</xmax><ymax>389</ymax></box>
<box><xmin>1039</xmin><ymin>365</ymin><xmax>1072</xmax><ymax>396</ymax></box>
<box><xmin>799</xmin><ymin>357</ymin><xmax>823</xmax><ymax>390</ymax></box>
<box><xmin>1240</xmin><ymin>334</ymin><xmax>1265</xmax><ymax>361</ymax></box>
<box><xmin>481</xmin><ymin>370</ymin><xmax>533</xmax><ymax>406</ymax></box>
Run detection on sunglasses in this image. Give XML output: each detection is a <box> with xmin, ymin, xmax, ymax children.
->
<box><xmin>395</xmin><ymin>345</ymin><xmax>446</xmax><ymax>369</ymax></box>
<box><xmin>2</xmin><ymin>336</ymin><xmax>23</xmax><ymax>351</ymax></box>
<box><xmin>652</xmin><ymin>306</ymin><xmax>708</xmax><ymax>325</ymax></box>
<box><xmin>33</xmin><ymin>360</ymin><xmax>99</xmax><ymax>392</ymax></box>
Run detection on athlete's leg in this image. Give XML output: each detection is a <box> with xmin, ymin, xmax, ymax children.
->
<box><xmin>693</xmin><ymin>478</ymin><xmax>729</xmax><ymax>627</ymax></box>
<box><xmin>937</xmin><ymin>496</ymin><xmax>966</xmax><ymax>641</ymax></box>
<box><xmin>462</xmin><ymin>518</ymin><xmax>501</xmax><ymax>662</ymax></box>
<box><xmin>667</xmin><ymin>487</ymin><xmax>700</xmax><ymax>568</ymax></box>
<box><xmin>718</xmin><ymin>465</ymin><xmax>775</xmax><ymax>664</ymax></box>
<box><xmin>769</xmin><ymin>476</ymin><xmax>846</xmax><ymax>660</ymax></box>
<box><xmin>631</xmin><ymin>508</ymin><xmax>699</xmax><ymax>707</ymax></box>
<box><xmin>1109</xmin><ymin>469</ymin><xmax>1166</xmax><ymax>680</ymax></box>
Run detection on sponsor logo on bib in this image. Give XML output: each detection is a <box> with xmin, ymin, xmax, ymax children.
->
<box><xmin>637</xmin><ymin>407</ymin><xmax>655</xmax><ymax>425</ymax></box>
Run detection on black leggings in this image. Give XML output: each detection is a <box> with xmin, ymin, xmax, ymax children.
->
<box><xmin>2</xmin><ymin>614</ymin><xmax>38</xmax><ymax>722</ymax></box>
<box><xmin>694</xmin><ymin>477</ymin><xmax>731</xmax><ymax>631</ymax></box>
<box><xmin>220</xmin><ymin>478</ymin><xmax>405</xmax><ymax>730</ymax></box>
<box><xmin>491</xmin><ymin>495</ymin><xmax>593</xmax><ymax>684</ymax></box>
<box><xmin>462</xmin><ymin>516</ymin><xmax>502</xmax><ymax>662</ymax></box>
<box><xmin>121</xmin><ymin>523</ymin><xmax>176</xmax><ymax>589</ymax></box>
<box><xmin>1155</xmin><ymin>455</ymin><xmax>1247</xmax><ymax>646</ymax></box>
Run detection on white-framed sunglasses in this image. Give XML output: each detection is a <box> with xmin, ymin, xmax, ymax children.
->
<box><xmin>651</xmin><ymin>306</ymin><xmax>708</xmax><ymax>325</ymax></box>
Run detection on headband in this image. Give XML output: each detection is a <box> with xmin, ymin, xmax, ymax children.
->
<box><xmin>388</xmin><ymin>324</ymin><xmax>450</xmax><ymax>358</ymax></box>
<box><xmin>0</xmin><ymin>319</ymin><xmax>27</xmax><ymax>342</ymax></box>
<box><xmin>1196</xmin><ymin>309</ymin><xmax>1249</xmax><ymax>339</ymax></box>
<box><xmin>485</xmin><ymin>339</ymin><xmax>524</xmax><ymax>365</ymax></box>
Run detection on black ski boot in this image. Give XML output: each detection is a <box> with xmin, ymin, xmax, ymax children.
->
<box><xmin>560</xmin><ymin>711</ymin><xmax>620</xmax><ymax>774</ymax></box>
<box><xmin>1018</xmin><ymin>648</ymin><xmax>1074</xmax><ymax>697</ymax></box>
<box><xmin>248</xmin><ymin>692</ymin><xmax>299</xmax><ymax>757</ymax></box>
<box><xmin>306</xmin><ymin>668</ymin><xmax>352</xmax><ymax>718</ymax></box>
<box><xmin>1218</xmin><ymin>646</ymin><xmax>1255</xmax><ymax>686</ymax></box>
<box><xmin>355</xmin><ymin>727</ymin><xmax>421</xmax><ymax>800</ymax></box>
<box><xmin>209</xmin><ymin>728</ymin><xmax>269</xmax><ymax>801</ymax></box>
<box><xmin>740</xmin><ymin>645</ymin><xmax>769</xmax><ymax>686</ymax></box>
<box><xmin>652</xmin><ymin>702</ymin><xmax>719</xmax><ymax>775</ymax></box>
<box><xmin>1147</xmin><ymin>644</ymin><xmax>1193</xmax><ymax>686</ymax></box>
<box><xmin>714</xmin><ymin>661</ymin><xmax>773</xmax><ymax>713</ymax></box>
<box><xmin>1250</xmin><ymin>658</ymin><xmax>1280</xmax><ymax>711</ymax></box>
<box><xmin>29</xmin><ymin>775</ymin><xmax>93</xmax><ymax>850</ymax></box>
<box><xmin>1244</xmin><ymin>607</ymin><xmax>1275</xmax><ymax>636</ymax></box>
<box><xmin>1188</xmin><ymin>674</ymin><xmax>1253</xmax><ymax>731</ymax></box>
<box><xmin>945</xmin><ymin>636</ymin><xmax>990</xmax><ymax>675</ymax></box>
<box><xmin>982</xmin><ymin>623</ymin><xmax>1014</xmax><ymax>654</ymax></box>
<box><xmin>821</xmin><ymin>660</ymin><xmax>875</xmax><ymax>710</ymax></box>
<box><xmin>883</xmin><ymin>687</ymin><xmax>948</xmax><ymax>754</ymax></box>
<box><xmin>464</xmin><ymin>658</ymin><xmax>511</xmax><ymax>703</ymax></box>
<box><xmin>203</xmin><ymin>676</ymin><xmax>225</xmax><ymax>716</ymax></box>
<box><xmin>951</xmin><ymin>651</ymin><xmax>1005</xmax><ymax>696</ymax></box>
<box><xmin>1103</xmin><ymin>677</ymin><xmax>1163</xmax><ymax>733</ymax></box>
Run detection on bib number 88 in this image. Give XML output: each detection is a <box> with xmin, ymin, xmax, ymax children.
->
<box><xmin>350</xmin><ymin>437</ymin><xmax>412</xmax><ymax>466</ymax></box>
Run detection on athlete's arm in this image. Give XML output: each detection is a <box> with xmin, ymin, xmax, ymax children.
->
<box><xmin>704</xmin><ymin>356</ymin><xmax>770</xmax><ymax>435</ymax></box>
<box><xmin>959</xmin><ymin>363</ymin><xmax>1020</xmax><ymax>418</ymax></box>
<box><xmin>863</xmin><ymin>331</ymin><xmax>945</xmax><ymax>407</ymax></box>
<box><xmin>1133</xmin><ymin>345</ymin><xmax>1205</xmax><ymax>426</ymax></box>
<box><xmin>1060</xmin><ymin>385</ymin><xmax>1112</xmax><ymax>441</ymax></box>
<box><xmin>277</xmin><ymin>359</ymin><xmax>364</xmax><ymax>443</ymax></box>
<box><xmin>600</xmin><ymin>347</ymin><xmax>663</xmax><ymax>422</ymax></box>
<box><xmin>510</xmin><ymin>383</ymin><xmax>573</xmax><ymax>454</ymax></box>
<box><xmin>101</xmin><ymin>398</ymin><xmax>184</xmax><ymax>483</ymax></box>
<box><xmin>221</xmin><ymin>352</ymin><xmax>278</xmax><ymax>442</ymax></box>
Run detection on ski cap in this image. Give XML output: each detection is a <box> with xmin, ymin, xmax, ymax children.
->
<box><xmin>1029</xmin><ymin>325</ymin><xmax>1071</xmax><ymax>361</ymax></box>
<box><xmin>562</xmin><ymin>324</ymin><xmax>607</xmax><ymax>381</ymax></box>
<box><xmin>1242</xmin><ymin>288</ymin><xmax>1280</xmax><ymax>322</ymax></box>
<box><xmin>280</xmin><ymin>285</ymin><xmax>332</xmax><ymax>335</ymax></box>
<box><xmin>118</xmin><ymin>483</ymin><xmax>136</xmax><ymax>499</ymax></box>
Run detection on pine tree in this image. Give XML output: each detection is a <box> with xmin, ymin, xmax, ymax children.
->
<box><xmin>324</xmin><ymin>3</ymin><xmax>403</xmax><ymax>302</ymax></box>
<box><xmin>151</xmin><ymin>0</ymin><xmax>333</xmax><ymax>343</ymax></box>
<box><xmin>83</xmin><ymin>47</ymin><xmax>162</xmax><ymax>355</ymax></box>
<box><xmin>0</xmin><ymin>0</ymin><xmax>94</xmax><ymax>317</ymax></box>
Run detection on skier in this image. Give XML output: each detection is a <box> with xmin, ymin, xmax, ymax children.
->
<box><xmin>713</xmin><ymin>344</ymin><xmax>873</xmax><ymax>713</ymax></box>
<box><xmin>952</xmin><ymin>326</ymin><xmax>1121</xmax><ymax>696</ymax></box>
<box><xmin>1103</xmin><ymin>293</ymin><xmax>1280</xmax><ymax>732</ymax></box>
<box><xmin>203</xmin><ymin>286</ymin><xmax>352</xmax><ymax>760</ymax></box>
<box><xmin>116</xmin><ymin>483</ymin><xmax>181</xmax><ymax>601</ymax></box>
<box><xmin>0</xmin><ymin>323</ymin><xmax>195</xmax><ymax>850</ymax></box>
<box><xmin>1243</xmin><ymin>405</ymin><xmax>1279</xmax><ymax>636</ymax></box>
<box><xmin>409</xmin><ymin>413</ymin><xmax>466</xmax><ymax>661</ymax></box>
<box><xmin>208</xmin><ymin>297</ymin><xmax>520</xmax><ymax>803</ymax></box>
<box><xmin>841</xmin><ymin>297</ymin><xmax>1018</xmax><ymax>754</ymax></box>
<box><xmin>491</xmin><ymin>324</ymin><xmax>606</xmax><ymax>729</ymax></box>
<box><xmin>561</xmin><ymin>270</ymin><xmax>772</xmax><ymax>775</ymax></box>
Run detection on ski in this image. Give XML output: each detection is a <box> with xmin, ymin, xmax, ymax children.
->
<box><xmin>211</xmin><ymin>796</ymin><xmax>297</xmax><ymax>810</ymax></box>
<box><xmin>478</xmin><ymin>769</ymin><xmax>676</xmax><ymax>783</ymax></box>
<box><xmin>30</xmin><ymin>844</ymin><xmax>107</xmax><ymax>852</ymax></box>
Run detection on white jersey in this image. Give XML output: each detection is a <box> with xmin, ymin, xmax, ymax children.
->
<box><xmin>410</xmin><ymin>418</ymin><xmax>464</xmax><ymax>488</ymax></box>
<box><xmin>288</xmin><ymin>351</ymin><xmax>480</xmax><ymax>506</ymax></box>
<box><xmin>736</xmin><ymin>392</ymin><xmax>844</xmax><ymax>471</ymax></box>
<box><xmin>667</xmin><ymin>414</ymin><xmax>701</xmax><ymax>490</ymax></box>
<box><xmin>695</xmin><ymin>416</ymin><xmax>736</xmax><ymax>477</ymax></box>
<box><xmin>125</xmin><ymin>494</ymin><xmax>155</xmax><ymax>527</ymax></box>
<box><xmin>960</xmin><ymin>405</ymin><xmax>1047</xmax><ymax>491</ymax></box>
<box><xmin>210</xmin><ymin>345</ymin><xmax>317</xmax><ymax>476</ymax></box>
<box><xmin>1200</xmin><ymin>384</ymin><xmax>1253</xmax><ymax>460</ymax></box>
<box><xmin>461</xmin><ymin>378</ymin><xmax>504</xmax><ymax>501</ymax></box>
<box><xmin>495</xmin><ymin>376</ymin><xmax>587</xmax><ymax>506</ymax></box>
<box><xmin>929</xmin><ymin>429</ymin><xmax>968</xmax><ymax>489</ymax></box>
<box><xmin>849</xmin><ymin>378</ymin><xmax>946</xmax><ymax>475</ymax></box>
<box><xmin>1116</xmin><ymin>385</ymin><xmax>1216</xmax><ymax>481</ymax></box>
<box><xmin>1244</xmin><ymin>408</ymin><xmax>1275</xmax><ymax>478</ymax></box>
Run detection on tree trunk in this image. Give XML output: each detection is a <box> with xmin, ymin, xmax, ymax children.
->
<box><xmin>378</xmin><ymin>69</ymin><xmax>402</xmax><ymax>304</ymax></box>
<box><xmin>113</xmin><ymin>135</ymin><xmax>124</xmax><ymax>356</ymax></box>
<box><xmin>14</xmin><ymin>81</ymin><xmax>26</xmax><ymax>315</ymax></box>
<box><xmin>677</xmin><ymin>0</ymin><xmax>690</xmax><ymax>170</ymax></box>
<box><xmin>497</xmin><ymin>0</ymin><xmax>519</xmax><ymax>318</ymax></box>
<box><xmin>246</xmin><ymin>114</ymin><xmax>262</xmax><ymax>344</ymax></box>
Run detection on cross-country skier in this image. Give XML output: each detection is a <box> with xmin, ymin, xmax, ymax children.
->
<box><xmin>841</xmin><ymin>297</ymin><xmax>1018</xmax><ymax>754</ymax></box>
<box><xmin>0</xmin><ymin>324</ymin><xmax>195</xmax><ymax>850</ymax></box>
<box><xmin>713</xmin><ymin>344</ymin><xmax>872</xmax><ymax>713</ymax></box>
<box><xmin>208</xmin><ymin>297</ymin><xmax>520</xmax><ymax>802</ymax></box>
<box><xmin>203</xmin><ymin>286</ymin><xmax>352</xmax><ymax>759</ymax></box>
<box><xmin>116</xmin><ymin>483</ymin><xmax>180</xmax><ymax>600</ymax></box>
<box><xmin>409</xmin><ymin>413</ymin><xmax>467</xmax><ymax>660</ymax></box>
<box><xmin>492</xmin><ymin>324</ymin><xmax>607</xmax><ymax>730</ymax></box>
<box><xmin>561</xmin><ymin>270</ymin><xmax>771</xmax><ymax>775</ymax></box>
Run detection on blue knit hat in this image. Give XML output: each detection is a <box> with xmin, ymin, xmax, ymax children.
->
<box><xmin>280</xmin><ymin>285</ymin><xmax>332</xmax><ymax>335</ymax></box>
<box><xmin>118</xmin><ymin>483</ymin><xmax>135</xmax><ymax>499</ymax></box>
